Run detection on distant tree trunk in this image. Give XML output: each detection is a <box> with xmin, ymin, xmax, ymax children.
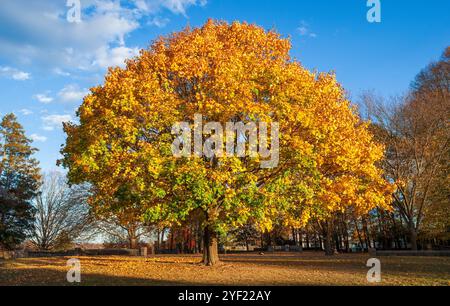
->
<box><xmin>128</xmin><ymin>227</ymin><xmax>137</xmax><ymax>249</ymax></box>
<box><xmin>410</xmin><ymin>226</ymin><xmax>418</xmax><ymax>251</ymax></box>
<box><xmin>169</xmin><ymin>230</ymin><xmax>174</xmax><ymax>251</ymax></box>
<box><xmin>193</xmin><ymin>227</ymin><xmax>197</xmax><ymax>253</ymax></box>
<box><xmin>362</xmin><ymin>217</ymin><xmax>371</xmax><ymax>250</ymax></box>
<box><xmin>203</xmin><ymin>225</ymin><xmax>220</xmax><ymax>266</ymax></box>
<box><xmin>354</xmin><ymin>219</ymin><xmax>364</xmax><ymax>251</ymax></box>
<box><xmin>324</xmin><ymin>233</ymin><xmax>333</xmax><ymax>255</ymax></box>
<box><xmin>198</xmin><ymin>225</ymin><xmax>203</xmax><ymax>254</ymax></box>
<box><xmin>260</xmin><ymin>231</ymin><xmax>264</xmax><ymax>249</ymax></box>
<box><xmin>245</xmin><ymin>236</ymin><xmax>249</xmax><ymax>251</ymax></box>
<box><xmin>334</xmin><ymin>231</ymin><xmax>340</xmax><ymax>252</ymax></box>
<box><xmin>298</xmin><ymin>230</ymin><xmax>303</xmax><ymax>248</ymax></box>
<box><xmin>305</xmin><ymin>231</ymin><xmax>310</xmax><ymax>249</ymax></box>
<box><xmin>323</xmin><ymin>221</ymin><xmax>334</xmax><ymax>256</ymax></box>
<box><xmin>341</xmin><ymin>219</ymin><xmax>350</xmax><ymax>252</ymax></box>
<box><xmin>129</xmin><ymin>238</ymin><xmax>137</xmax><ymax>249</ymax></box>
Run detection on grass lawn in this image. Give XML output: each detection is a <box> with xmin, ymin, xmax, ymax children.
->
<box><xmin>1</xmin><ymin>252</ymin><xmax>449</xmax><ymax>286</ymax></box>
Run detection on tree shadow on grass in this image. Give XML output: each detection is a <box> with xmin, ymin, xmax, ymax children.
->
<box><xmin>220</xmin><ymin>254</ymin><xmax>450</xmax><ymax>278</ymax></box>
<box><xmin>0</xmin><ymin>267</ymin><xmax>209</xmax><ymax>286</ymax></box>
<box><xmin>221</xmin><ymin>256</ymin><xmax>367</xmax><ymax>273</ymax></box>
<box><xmin>2</xmin><ymin>254</ymin><xmax>448</xmax><ymax>286</ymax></box>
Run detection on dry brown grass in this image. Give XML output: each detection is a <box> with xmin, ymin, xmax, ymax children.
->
<box><xmin>1</xmin><ymin>252</ymin><xmax>449</xmax><ymax>286</ymax></box>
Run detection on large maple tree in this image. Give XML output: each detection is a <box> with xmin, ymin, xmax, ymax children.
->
<box><xmin>60</xmin><ymin>20</ymin><xmax>392</xmax><ymax>265</ymax></box>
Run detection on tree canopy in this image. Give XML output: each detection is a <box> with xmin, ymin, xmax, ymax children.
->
<box><xmin>61</xmin><ymin>20</ymin><xmax>392</xmax><ymax>264</ymax></box>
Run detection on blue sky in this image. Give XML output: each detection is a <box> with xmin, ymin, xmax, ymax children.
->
<box><xmin>0</xmin><ymin>0</ymin><xmax>448</xmax><ymax>172</ymax></box>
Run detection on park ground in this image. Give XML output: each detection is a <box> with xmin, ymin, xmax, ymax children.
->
<box><xmin>0</xmin><ymin>252</ymin><xmax>449</xmax><ymax>286</ymax></box>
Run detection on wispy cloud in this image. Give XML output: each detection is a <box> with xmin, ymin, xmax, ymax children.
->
<box><xmin>42</xmin><ymin>114</ymin><xmax>72</xmax><ymax>131</ymax></box>
<box><xmin>20</xmin><ymin>108</ymin><xmax>33</xmax><ymax>115</ymax></box>
<box><xmin>58</xmin><ymin>84</ymin><xmax>89</xmax><ymax>103</ymax></box>
<box><xmin>160</xmin><ymin>0</ymin><xmax>207</xmax><ymax>16</ymax></box>
<box><xmin>53</xmin><ymin>68</ymin><xmax>71</xmax><ymax>77</ymax></box>
<box><xmin>0</xmin><ymin>66</ymin><xmax>31</xmax><ymax>80</ymax></box>
<box><xmin>136</xmin><ymin>0</ymin><xmax>207</xmax><ymax>16</ymax></box>
<box><xmin>34</xmin><ymin>93</ymin><xmax>54</xmax><ymax>104</ymax></box>
<box><xmin>148</xmin><ymin>16</ymin><xmax>170</xmax><ymax>28</ymax></box>
<box><xmin>93</xmin><ymin>46</ymin><xmax>140</xmax><ymax>69</ymax></box>
<box><xmin>297</xmin><ymin>21</ymin><xmax>317</xmax><ymax>38</ymax></box>
<box><xmin>30</xmin><ymin>133</ymin><xmax>47</xmax><ymax>142</ymax></box>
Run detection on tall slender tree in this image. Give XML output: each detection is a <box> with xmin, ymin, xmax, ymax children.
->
<box><xmin>0</xmin><ymin>113</ymin><xmax>40</xmax><ymax>249</ymax></box>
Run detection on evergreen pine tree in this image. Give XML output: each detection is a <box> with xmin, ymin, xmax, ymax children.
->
<box><xmin>0</xmin><ymin>113</ymin><xmax>40</xmax><ymax>249</ymax></box>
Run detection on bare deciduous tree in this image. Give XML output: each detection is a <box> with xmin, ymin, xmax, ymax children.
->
<box><xmin>29</xmin><ymin>172</ymin><xmax>96</xmax><ymax>250</ymax></box>
<box><xmin>360</xmin><ymin>48</ymin><xmax>449</xmax><ymax>250</ymax></box>
<box><xmin>95</xmin><ymin>215</ymin><xmax>154</xmax><ymax>249</ymax></box>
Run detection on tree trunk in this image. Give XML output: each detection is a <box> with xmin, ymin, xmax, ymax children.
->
<box><xmin>355</xmin><ymin>219</ymin><xmax>364</xmax><ymax>251</ymax></box>
<box><xmin>129</xmin><ymin>237</ymin><xmax>137</xmax><ymax>249</ymax></box>
<box><xmin>334</xmin><ymin>231</ymin><xmax>340</xmax><ymax>252</ymax></box>
<box><xmin>128</xmin><ymin>227</ymin><xmax>137</xmax><ymax>249</ymax></box>
<box><xmin>362</xmin><ymin>218</ymin><xmax>371</xmax><ymax>250</ymax></box>
<box><xmin>298</xmin><ymin>230</ymin><xmax>303</xmax><ymax>248</ymax></box>
<box><xmin>203</xmin><ymin>225</ymin><xmax>220</xmax><ymax>266</ymax></box>
<box><xmin>410</xmin><ymin>227</ymin><xmax>418</xmax><ymax>251</ymax></box>
<box><xmin>260</xmin><ymin>231</ymin><xmax>264</xmax><ymax>249</ymax></box>
<box><xmin>324</xmin><ymin>222</ymin><xmax>334</xmax><ymax>256</ymax></box>
<box><xmin>156</xmin><ymin>229</ymin><xmax>160</xmax><ymax>252</ymax></box>
<box><xmin>342</xmin><ymin>219</ymin><xmax>350</xmax><ymax>252</ymax></box>
<box><xmin>324</xmin><ymin>234</ymin><xmax>333</xmax><ymax>255</ymax></box>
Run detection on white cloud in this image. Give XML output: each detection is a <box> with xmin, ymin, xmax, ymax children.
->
<box><xmin>0</xmin><ymin>66</ymin><xmax>31</xmax><ymax>80</ymax></box>
<box><xmin>93</xmin><ymin>46</ymin><xmax>140</xmax><ymax>69</ymax></box>
<box><xmin>53</xmin><ymin>68</ymin><xmax>71</xmax><ymax>77</ymax></box>
<box><xmin>135</xmin><ymin>0</ymin><xmax>150</xmax><ymax>12</ymax></box>
<box><xmin>34</xmin><ymin>93</ymin><xmax>54</xmax><ymax>104</ymax></box>
<box><xmin>148</xmin><ymin>16</ymin><xmax>170</xmax><ymax>28</ymax></box>
<box><xmin>58</xmin><ymin>84</ymin><xmax>89</xmax><ymax>103</ymax></box>
<box><xmin>42</xmin><ymin>114</ymin><xmax>73</xmax><ymax>131</ymax></box>
<box><xmin>160</xmin><ymin>0</ymin><xmax>207</xmax><ymax>16</ymax></box>
<box><xmin>134</xmin><ymin>0</ymin><xmax>207</xmax><ymax>16</ymax></box>
<box><xmin>30</xmin><ymin>134</ymin><xmax>47</xmax><ymax>142</ymax></box>
<box><xmin>297</xmin><ymin>21</ymin><xmax>317</xmax><ymax>38</ymax></box>
<box><xmin>0</xmin><ymin>0</ymin><xmax>207</xmax><ymax>72</ymax></box>
<box><xmin>20</xmin><ymin>109</ymin><xmax>33</xmax><ymax>115</ymax></box>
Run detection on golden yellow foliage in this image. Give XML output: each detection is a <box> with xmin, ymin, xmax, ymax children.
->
<box><xmin>60</xmin><ymin>19</ymin><xmax>393</xmax><ymax>236</ymax></box>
